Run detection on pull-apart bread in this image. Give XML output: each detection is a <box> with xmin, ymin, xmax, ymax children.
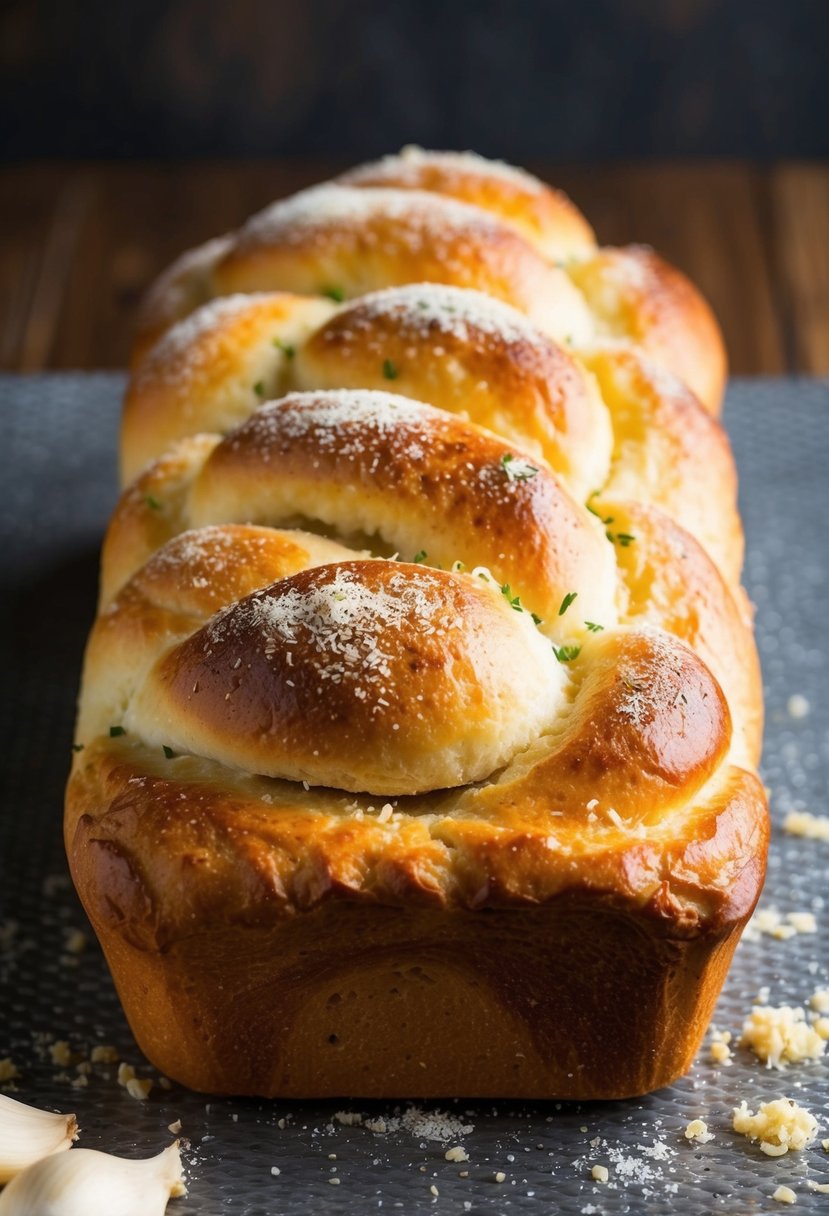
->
<box><xmin>66</xmin><ymin>148</ymin><xmax>768</xmax><ymax>1099</ymax></box>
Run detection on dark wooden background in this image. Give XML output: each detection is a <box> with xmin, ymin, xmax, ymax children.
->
<box><xmin>2</xmin><ymin>160</ymin><xmax>827</xmax><ymax>375</ymax></box>
<box><xmin>2</xmin><ymin>0</ymin><xmax>827</xmax><ymax>374</ymax></box>
<box><xmin>3</xmin><ymin>0</ymin><xmax>827</xmax><ymax>160</ymax></box>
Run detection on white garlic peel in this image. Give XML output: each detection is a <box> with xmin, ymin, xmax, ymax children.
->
<box><xmin>0</xmin><ymin>1143</ymin><xmax>184</xmax><ymax>1215</ymax></box>
<box><xmin>0</xmin><ymin>1094</ymin><xmax>78</xmax><ymax>1183</ymax></box>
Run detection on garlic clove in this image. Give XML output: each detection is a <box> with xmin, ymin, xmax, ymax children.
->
<box><xmin>0</xmin><ymin>1094</ymin><xmax>79</xmax><ymax>1183</ymax></box>
<box><xmin>0</xmin><ymin>1142</ymin><xmax>184</xmax><ymax>1215</ymax></box>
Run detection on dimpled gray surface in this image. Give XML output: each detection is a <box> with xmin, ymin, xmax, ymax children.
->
<box><xmin>1</xmin><ymin>374</ymin><xmax>828</xmax><ymax>1215</ymax></box>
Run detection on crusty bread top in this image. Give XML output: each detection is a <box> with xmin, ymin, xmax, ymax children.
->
<box><xmin>133</xmin><ymin>149</ymin><xmax>726</xmax><ymax>412</ymax></box>
<box><xmin>68</xmin><ymin>149</ymin><xmax>764</xmax><ymax>943</ymax></box>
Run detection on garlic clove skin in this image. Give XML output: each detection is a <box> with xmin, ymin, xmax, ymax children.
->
<box><xmin>0</xmin><ymin>1143</ymin><xmax>184</xmax><ymax>1215</ymax></box>
<box><xmin>0</xmin><ymin>1094</ymin><xmax>79</xmax><ymax>1183</ymax></box>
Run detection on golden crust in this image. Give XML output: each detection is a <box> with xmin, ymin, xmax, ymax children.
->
<box><xmin>570</xmin><ymin>247</ymin><xmax>727</xmax><ymax>415</ymax></box>
<box><xmin>132</xmin><ymin>157</ymin><xmax>725</xmax><ymax>412</ymax></box>
<box><xmin>131</xmin><ymin>561</ymin><xmax>568</xmax><ymax>795</ymax></box>
<box><xmin>582</xmin><ymin>346</ymin><xmax>741</xmax><ymax>580</ymax></box>
<box><xmin>122</xmin><ymin>292</ymin><xmax>336</xmax><ymax>482</ymax></box>
<box><xmin>106</xmin><ymin>389</ymin><xmax>618</xmax><ymax>627</ymax></box>
<box><xmin>211</xmin><ymin>185</ymin><xmax>593</xmax><ymax>343</ymax></box>
<box><xmin>68</xmin><ymin>148</ymin><xmax>767</xmax><ymax>1100</ymax></box>
<box><xmin>338</xmin><ymin>145</ymin><xmax>597</xmax><ymax>260</ymax></box>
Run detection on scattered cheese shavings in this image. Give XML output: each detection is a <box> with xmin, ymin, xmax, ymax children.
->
<box><xmin>685</xmin><ymin>1119</ymin><xmax>714</xmax><ymax>1143</ymax></box>
<box><xmin>125</xmin><ymin>1077</ymin><xmax>153</xmax><ymax>1101</ymax></box>
<box><xmin>116</xmin><ymin>1063</ymin><xmax>135</xmax><ymax>1087</ymax></box>
<box><xmin>90</xmin><ymin>1046</ymin><xmax>119</xmax><ymax>1064</ymax></box>
<box><xmin>0</xmin><ymin>1060</ymin><xmax>20</xmax><ymax>1083</ymax></box>
<box><xmin>811</xmin><ymin>989</ymin><xmax>829</xmax><ymax>1015</ymax></box>
<box><xmin>784</xmin><ymin>811</ymin><xmax>829</xmax><ymax>841</ymax></box>
<box><xmin>741</xmin><ymin>1005</ymin><xmax>826</xmax><ymax>1068</ymax></box>
<box><xmin>772</xmin><ymin>1185</ymin><xmax>797</xmax><ymax>1204</ymax></box>
<box><xmin>444</xmin><ymin>1147</ymin><xmax>468</xmax><ymax>1163</ymax></box>
<box><xmin>333</xmin><ymin>1107</ymin><xmax>473</xmax><ymax>1142</ymax></box>
<box><xmin>733</xmin><ymin>1098</ymin><xmax>818</xmax><ymax>1155</ymax></box>
<box><xmin>591</xmin><ymin>1165</ymin><xmax>609</xmax><ymax>1182</ymax></box>
<box><xmin>743</xmin><ymin>907</ymin><xmax>818</xmax><ymax>940</ymax></box>
<box><xmin>709</xmin><ymin>1027</ymin><xmax>733</xmax><ymax>1065</ymax></box>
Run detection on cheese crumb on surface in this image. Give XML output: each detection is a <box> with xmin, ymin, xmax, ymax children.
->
<box><xmin>811</xmin><ymin>989</ymin><xmax>829</xmax><ymax>1014</ymax></box>
<box><xmin>0</xmin><ymin>1058</ymin><xmax>20</xmax><ymax>1082</ymax></box>
<box><xmin>63</xmin><ymin>928</ymin><xmax>87</xmax><ymax>954</ymax></box>
<box><xmin>591</xmin><ymin>1164</ymin><xmax>609</xmax><ymax>1182</ymax></box>
<box><xmin>493</xmin><ymin>1171</ymin><xmax>506</xmax><ymax>1183</ymax></box>
<box><xmin>49</xmin><ymin>1040</ymin><xmax>73</xmax><ymax>1067</ymax></box>
<box><xmin>685</xmin><ymin>1119</ymin><xmax>714</xmax><ymax>1143</ymax></box>
<box><xmin>125</xmin><ymin>1076</ymin><xmax>153</xmax><ymax>1100</ymax></box>
<box><xmin>445</xmin><ymin>1146</ymin><xmax>468</xmax><ymax>1163</ymax></box>
<box><xmin>787</xmin><ymin>694</ymin><xmax>810</xmax><ymax>718</ymax></box>
<box><xmin>169</xmin><ymin>1119</ymin><xmax>182</xmax><ymax>1134</ymax></box>
<box><xmin>772</xmin><ymin>1184</ymin><xmax>797</xmax><ymax>1204</ymax></box>
<box><xmin>807</xmin><ymin>1180</ymin><xmax>829</xmax><ymax>1194</ymax></box>
<box><xmin>90</xmin><ymin>1044</ymin><xmax>119</xmax><ymax>1064</ymax></box>
<box><xmin>784</xmin><ymin>811</ymin><xmax>829</xmax><ymax>841</ymax></box>
<box><xmin>117</xmin><ymin>1062</ymin><xmax>136</xmax><ymax>1086</ymax></box>
<box><xmin>733</xmin><ymin>1098</ymin><xmax>819</xmax><ymax>1155</ymax></box>
<box><xmin>741</xmin><ymin>1004</ymin><xmax>826</xmax><ymax>1068</ymax></box>
<box><xmin>744</xmin><ymin>908</ymin><xmax>818</xmax><ymax>941</ymax></box>
<box><xmin>710</xmin><ymin>1039</ymin><xmax>733</xmax><ymax>1064</ymax></box>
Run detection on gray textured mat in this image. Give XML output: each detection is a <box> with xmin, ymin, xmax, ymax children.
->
<box><xmin>1</xmin><ymin>373</ymin><xmax>828</xmax><ymax>1214</ymax></box>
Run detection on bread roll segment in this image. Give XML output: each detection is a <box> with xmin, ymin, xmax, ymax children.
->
<box><xmin>67</xmin><ymin>150</ymin><xmax>767</xmax><ymax>1100</ymax></box>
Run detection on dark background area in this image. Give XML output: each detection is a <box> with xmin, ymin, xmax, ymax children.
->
<box><xmin>2</xmin><ymin>0</ymin><xmax>827</xmax><ymax>161</ymax></box>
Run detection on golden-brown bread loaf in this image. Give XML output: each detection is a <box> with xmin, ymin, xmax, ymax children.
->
<box><xmin>66</xmin><ymin>149</ymin><xmax>767</xmax><ymax>1100</ymax></box>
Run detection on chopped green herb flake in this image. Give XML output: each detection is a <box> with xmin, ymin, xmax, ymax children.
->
<box><xmin>530</xmin><ymin>612</ymin><xmax>543</xmax><ymax>626</ymax></box>
<box><xmin>273</xmin><ymin>338</ymin><xmax>295</xmax><ymax>357</ymax></box>
<box><xmin>162</xmin><ymin>745</ymin><xmax>176</xmax><ymax>759</ymax></box>
<box><xmin>71</xmin><ymin>743</ymin><xmax>84</xmax><ymax>753</ymax></box>
<box><xmin>614</xmin><ymin>533</ymin><xmax>636</xmax><ymax>547</ymax></box>
<box><xmin>109</xmin><ymin>725</ymin><xmax>126</xmax><ymax>738</ymax></box>
<box><xmin>413</xmin><ymin>550</ymin><xmax>428</xmax><ymax>564</ymax></box>
<box><xmin>253</xmin><ymin>380</ymin><xmax>265</xmax><ymax>397</ymax></box>
<box><xmin>587</xmin><ymin>501</ymin><xmax>614</xmax><ymax>525</ymax></box>
<box><xmin>501</xmin><ymin>584</ymin><xmax>524</xmax><ymax>612</ymax></box>
<box><xmin>501</xmin><ymin>453</ymin><xmax>539</xmax><ymax>482</ymax></box>
<box><xmin>382</xmin><ymin>358</ymin><xmax>398</xmax><ymax>380</ymax></box>
<box><xmin>323</xmin><ymin>286</ymin><xmax>345</xmax><ymax>302</ymax></box>
<box><xmin>584</xmin><ymin>621</ymin><xmax>604</xmax><ymax>633</ymax></box>
<box><xmin>553</xmin><ymin>644</ymin><xmax>582</xmax><ymax>663</ymax></box>
<box><xmin>145</xmin><ymin>494</ymin><xmax>162</xmax><ymax>511</ymax></box>
<box><xmin>558</xmin><ymin>591</ymin><xmax>578</xmax><ymax>616</ymax></box>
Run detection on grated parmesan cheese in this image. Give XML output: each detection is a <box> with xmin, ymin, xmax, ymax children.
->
<box><xmin>343</xmin><ymin>283</ymin><xmax>550</xmax><ymax>349</ymax></box>
<box><xmin>0</xmin><ymin>1059</ymin><xmax>19</xmax><ymax>1083</ymax></box>
<box><xmin>786</xmin><ymin>693</ymin><xmax>810</xmax><ymax>718</ymax></box>
<box><xmin>784</xmin><ymin>811</ymin><xmax>829</xmax><ymax>841</ymax></box>
<box><xmin>733</xmin><ymin>1098</ymin><xmax>818</xmax><ymax>1155</ymax></box>
<box><xmin>684</xmin><ymin>1119</ymin><xmax>714</xmax><ymax>1143</ymax></box>
<box><xmin>772</xmin><ymin>1185</ymin><xmax>797</xmax><ymax>1204</ymax></box>
<box><xmin>811</xmin><ymin>989</ymin><xmax>829</xmax><ymax>1014</ymax></box>
<box><xmin>741</xmin><ymin>1005</ymin><xmax>826</xmax><ymax>1068</ymax></box>
<box><xmin>743</xmin><ymin>907</ymin><xmax>818</xmax><ymax>941</ymax></box>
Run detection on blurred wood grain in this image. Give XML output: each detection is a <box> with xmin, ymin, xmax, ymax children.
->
<box><xmin>1</xmin><ymin>160</ymin><xmax>825</xmax><ymax>374</ymax></box>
